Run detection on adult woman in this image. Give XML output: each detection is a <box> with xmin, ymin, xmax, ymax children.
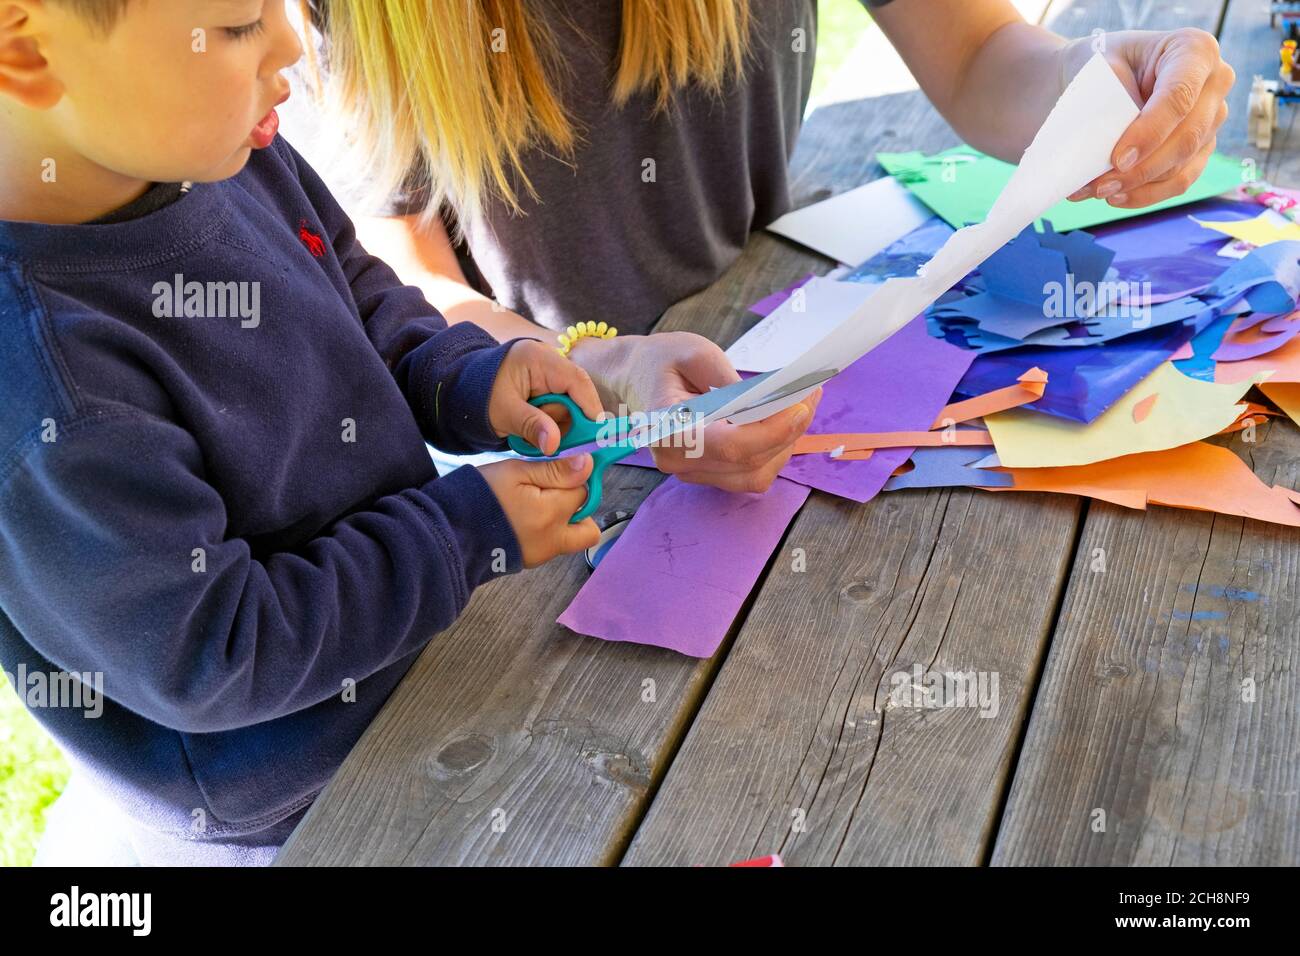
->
<box><xmin>284</xmin><ymin>0</ymin><xmax>1233</xmax><ymax>488</ymax></box>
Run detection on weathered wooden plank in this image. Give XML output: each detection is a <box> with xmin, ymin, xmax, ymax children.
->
<box><xmin>992</xmin><ymin>0</ymin><xmax>1300</xmax><ymax>866</ymax></box>
<box><xmin>277</xmin><ymin>74</ymin><xmax>919</xmax><ymax>867</ymax></box>
<box><xmin>621</xmin><ymin>5</ymin><xmax>1127</xmax><ymax>869</ymax></box>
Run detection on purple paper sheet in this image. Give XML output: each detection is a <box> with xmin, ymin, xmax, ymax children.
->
<box><xmin>557</xmin><ymin>476</ymin><xmax>811</xmax><ymax>657</ymax></box>
<box><xmin>748</xmin><ymin>273</ymin><xmax>816</xmax><ymax>317</ymax></box>
<box><xmin>1090</xmin><ymin>198</ymin><xmax>1261</xmax><ymax>294</ymax></box>
<box><xmin>620</xmin><ymin>315</ymin><xmax>974</xmax><ymax>502</ymax></box>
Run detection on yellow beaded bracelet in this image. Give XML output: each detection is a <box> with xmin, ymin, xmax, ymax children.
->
<box><xmin>556</xmin><ymin>320</ymin><xmax>617</xmax><ymax>357</ymax></box>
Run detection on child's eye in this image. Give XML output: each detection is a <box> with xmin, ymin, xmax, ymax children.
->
<box><xmin>224</xmin><ymin>19</ymin><xmax>266</xmax><ymax>41</ymax></box>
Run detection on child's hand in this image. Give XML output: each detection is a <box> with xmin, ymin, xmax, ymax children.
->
<box><xmin>489</xmin><ymin>340</ymin><xmax>605</xmax><ymax>454</ymax></box>
<box><xmin>479</xmin><ymin>454</ymin><xmax>601</xmax><ymax>567</ymax></box>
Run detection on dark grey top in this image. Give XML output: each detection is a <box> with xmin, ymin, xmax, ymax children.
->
<box><xmin>282</xmin><ymin>1</ymin><xmax>852</xmax><ymax>334</ymax></box>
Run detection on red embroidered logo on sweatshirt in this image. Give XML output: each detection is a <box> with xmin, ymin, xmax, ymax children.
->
<box><xmin>298</xmin><ymin>219</ymin><xmax>326</xmax><ymax>258</ymax></box>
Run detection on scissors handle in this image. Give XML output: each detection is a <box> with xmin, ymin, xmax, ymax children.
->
<box><xmin>506</xmin><ymin>394</ymin><xmax>631</xmax><ymax>524</ymax></box>
<box><xmin>506</xmin><ymin>393</ymin><xmax>604</xmax><ymax>456</ymax></box>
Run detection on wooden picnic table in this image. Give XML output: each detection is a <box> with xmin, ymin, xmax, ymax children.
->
<box><xmin>276</xmin><ymin>0</ymin><xmax>1300</xmax><ymax>866</ymax></box>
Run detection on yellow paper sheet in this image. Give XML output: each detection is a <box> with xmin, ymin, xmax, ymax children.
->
<box><xmin>1192</xmin><ymin>211</ymin><xmax>1300</xmax><ymax>247</ymax></box>
<box><xmin>985</xmin><ymin>362</ymin><xmax>1267</xmax><ymax>469</ymax></box>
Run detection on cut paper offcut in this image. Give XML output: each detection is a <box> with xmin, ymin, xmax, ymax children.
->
<box><xmin>877</xmin><ymin>146</ymin><xmax>1242</xmax><ymax>233</ymax></box>
<box><xmin>712</xmin><ymin>54</ymin><xmax>1141</xmax><ymax>427</ymax></box>
<box><xmin>749</xmin><ymin>273</ymin><xmax>814</xmax><ymax>317</ymax></box>
<box><xmin>932</xmin><ymin>368</ymin><xmax>1047</xmax><ymax>426</ymax></box>
<box><xmin>1215</xmin><ymin>329</ymin><xmax>1300</xmax><ymax>384</ymax></box>
<box><xmin>1211</xmin><ymin>311</ymin><xmax>1300</xmax><ymax>361</ymax></box>
<box><xmin>766</xmin><ymin>176</ymin><xmax>933</xmax><ymax>266</ymax></box>
<box><xmin>1219</xmin><ymin>403</ymin><xmax>1278</xmax><ymax>434</ymax></box>
<box><xmin>556</xmin><ymin>476</ymin><xmax>811</xmax><ymax>658</ymax></box>
<box><xmin>1192</xmin><ymin>209</ymin><xmax>1300</xmax><ymax>247</ymax></box>
<box><xmin>985</xmin><ymin>362</ymin><xmax>1267</xmax><ymax>468</ymax></box>
<box><xmin>1131</xmin><ymin>392</ymin><xmax>1158</xmax><ymax>423</ymax></box>
<box><xmin>883</xmin><ymin>444</ymin><xmax>1014</xmax><ymax>491</ymax></box>
<box><xmin>1262</xmin><ymin>382</ymin><xmax>1300</xmax><ymax>427</ymax></box>
<box><xmin>726</xmin><ymin>276</ymin><xmax>878</xmax><ymax>373</ymax></box>
<box><xmin>795</xmin><ymin>430</ymin><xmax>991</xmax><ymax>455</ymax></box>
<box><xmin>929</xmin><ymin>223</ymin><xmax>1118</xmax><ymax>341</ymax></box>
<box><xmin>624</xmin><ymin>315</ymin><xmax>975</xmax><ymax>504</ymax></box>
<box><xmin>988</xmin><ymin>442</ymin><xmax>1300</xmax><ymax>528</ymax></box>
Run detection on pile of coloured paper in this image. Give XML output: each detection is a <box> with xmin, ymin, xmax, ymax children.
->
<box><xmin>556</xmin><ymin>56</ymin><xmax>1300</xmax><ymax>659</ymax></box>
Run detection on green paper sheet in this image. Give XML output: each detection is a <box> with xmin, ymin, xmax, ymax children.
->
<box><xmin>877</xmin><ymin>146</ymin><xmax>1245</xmax><ymax>232</ymax></box>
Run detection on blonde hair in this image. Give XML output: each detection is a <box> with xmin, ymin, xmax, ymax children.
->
<box><xmin>316</xmin><ymin>0</ymin><xmax>752</xmax><ymax>225</ymax></box>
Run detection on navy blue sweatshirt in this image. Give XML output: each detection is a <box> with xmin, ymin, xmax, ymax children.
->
<box><xmin>0</xmin><ymin>137</ymin><xmax>524</xmax><ymax>840</ymax></box>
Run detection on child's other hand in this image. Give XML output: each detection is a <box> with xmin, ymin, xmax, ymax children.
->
<box><xmin>489</xmin><ymin>340</ymin><xmax>604</xmax><ymax>454</ymax></box>
<box><xmin>479</xmin><ymin>454</ymin><xmax>601</xmax><ymax>567</ymax></box>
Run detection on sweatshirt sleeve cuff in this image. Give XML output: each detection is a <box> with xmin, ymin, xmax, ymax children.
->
<box><xmin>421</xmin><ymin>463</ymin><xmax>523</xmax><ymax>591</ymax></box>
<box><xmin>404</xmin><ymin>325</ymin><xmax>544</xmax><ymax>454</ymax></box>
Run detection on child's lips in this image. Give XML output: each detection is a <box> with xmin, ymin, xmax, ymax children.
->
<box><xmin>248</xmin><ymin>90</ymin><xmax>290</xmax><ymax>149</ymax></box>
<box><xmin>249</xmin><ymin>107</ymin><xmax>281</xmax><ymax>149</ymax></box>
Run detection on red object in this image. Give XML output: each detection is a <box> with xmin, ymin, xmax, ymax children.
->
<box><xmin>728</xmin><ymin>854</ymin><xmax>784</xmax><ymax>867</ymax></box>
<box><xmin>298</xmin><ymin>219</ymin><xmax>326</xmax><ymax>258</ymax></box>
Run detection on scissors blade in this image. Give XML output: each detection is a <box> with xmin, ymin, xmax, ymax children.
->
<box><xmin>624</xmin><ymin>368</ymin><xmax>835</xmax><ymax>451</ymax></box>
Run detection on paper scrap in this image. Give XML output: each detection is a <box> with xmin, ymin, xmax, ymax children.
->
<box><xmin>1131</xmin><ymin>392</ymin><xmax>1158</xmax><ymax>423</ymax></box>
<box><xmin>1192</xmin><ymin>209</ymin><xmax>1300</xmax><ymax>247</ymax></box>
<box><xmin>556</xmin><ymin>476</ymin><xmax>811</xmax><ymax>658</ymax></box>
<box><xmin>882</xmin><ymin>444</ymin><xmax>1014</xmax><ymax>491</ymax></box>
<box><xmin>932</xmin><ymin>368</ymin><xmax>1047</xmax><ymax>426</ymax></box>
<box><xmin>985</xmin><ymin>362</ymin><xmax>1266</xmax><ymax>468</ymax></box>
<box><xmin>795</xmin><ymin>430</ymin><xmax>992</xmax><ymax>454</ymax></box>
<box><xmin>766</xmin><ymin>176</ymin><xmax>933</xmax><ymax>266</ymax></box>
<box><xmin>1215</xmin><ymin>329</ymin><xmax>1300</xmax><ymax>384</ymax></box>
<box><xmin>714</xmin><ymin>54</ymin><xmax>1142</xmax><ymax>426</ymax></box>
<box><xmin>1212</xmin><ymin>311</ymin><xmax>1300</xmax><ymax>361</ymax></box>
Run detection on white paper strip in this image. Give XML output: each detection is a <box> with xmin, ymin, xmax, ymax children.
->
<box><xmin>713</xmin><ymin>54</ymin><xmax>1141</xmax><ymax>426</ymax></box>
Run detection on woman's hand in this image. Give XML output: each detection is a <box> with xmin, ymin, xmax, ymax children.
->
<box><xmin>568</xmin><ymin>331</ymin><xmax>821</xmax><ymax>493</ymax></box>
<box><xmin>1064</xmin><ymin>28</ymin><xmax>1236</xmax><ymax>209</ymax></box>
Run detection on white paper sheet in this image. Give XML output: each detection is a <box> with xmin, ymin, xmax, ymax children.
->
<box><xmin>766</xmin><ymin>176</ymin><xmax>933</xmax><ymax>266</ymax></box>
<box><xmin>725</xmin><ymin>276</ymin><xmax>880</xmax><ymax>373</ymax></box>
<box><xmin>713</xmin><ymin>54</ymin><xmax>1141</xmax><ymax>427</ymax></box>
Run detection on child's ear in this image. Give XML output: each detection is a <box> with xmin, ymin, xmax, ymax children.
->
<box><xmin>0</xmin><ymin>2</ymin><xmax>63</xmax><ymax>110</ymax></box>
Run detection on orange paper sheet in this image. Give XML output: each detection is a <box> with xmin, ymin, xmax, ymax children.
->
<box><xmin>986</xmin><ymin>442</ymin><xmax>1300</xmax><ymax>527</ymax></box>
<box><xmin>1262</xmin><ymin>382</ymin><xmax>1300</xmax><ymax>427</ymax></box>
<box><xmin>794</xmin><ymin>430</ymin><xmax>992</xmax><ymax>455</ymax></box>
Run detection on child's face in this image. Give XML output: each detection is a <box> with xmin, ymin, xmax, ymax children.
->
<box><xmin>33</xmin><ymin>0</ymin><xmax>303</xmax><ymax>183</ymax></box>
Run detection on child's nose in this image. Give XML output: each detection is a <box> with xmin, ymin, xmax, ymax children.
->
<box><xmin>269</xmin><ymin>3</ymin><xmax>306</xmax><ymax>72</ymax></box>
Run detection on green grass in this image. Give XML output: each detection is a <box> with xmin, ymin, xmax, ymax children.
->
<box><xmin>0</xmin><ymin>0</ymin><xmax>874</xmax><ymax>867</ymax></box>
<box><xmin>811</xmin><ymin>0</ymin><xmax>875</xmax><ymax>104</ymax></box>
<box><xmin>0</xmin><ymin>672</ymin><xmax>70</xmax><ymax>867</ymax></box>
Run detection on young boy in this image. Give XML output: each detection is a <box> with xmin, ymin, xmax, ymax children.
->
<box><xmin>0</xmin><ymin>0</ymin><xmax>603</xmax><ymax>864</ymax></box>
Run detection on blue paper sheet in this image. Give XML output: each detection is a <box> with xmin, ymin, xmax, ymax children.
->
<box><xmin>882</xmin><ymin>445</ymin><xmax>1014</xmax><ymax>491</ymax></box>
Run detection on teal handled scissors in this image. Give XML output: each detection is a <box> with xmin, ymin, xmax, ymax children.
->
<box><xmin>507</xmin><ymin>368</ymin><xmax>836</xmax><ymax>523</ymax></box>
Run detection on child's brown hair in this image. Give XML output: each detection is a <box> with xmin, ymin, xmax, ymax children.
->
<box><xmin>51</xmin><ymin>0</ymin><xmax>131</xmax><ymax>33</ymax></box>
